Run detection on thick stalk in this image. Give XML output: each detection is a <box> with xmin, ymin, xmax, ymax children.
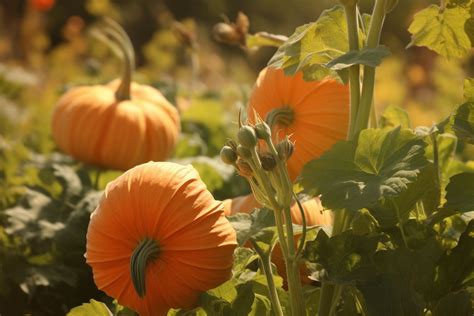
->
<box><xmin>283</xmin><ymin>206</ymin><xmax>306</xmax><ymax>316</ymax></box>
<box><xmin>353</xmin><ymin>0</ymin><xmax>387</xmax><ymax>135</ymax></box>
<box><xmin>345</xmin><ymin>3</ymin><xmax>361</xmax><ymax>141</ymax></box>
<box><xmin>251</xmin><ymin>240</ymin><xmax>284</xmax><ymax>316</ymax></box>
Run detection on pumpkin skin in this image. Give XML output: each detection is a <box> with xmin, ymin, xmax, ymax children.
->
<box><xmin>31</xmin><ymin>0</ymin><xmax>55</xmax><ymax>11</ymax></box>
<box><xmin>222</xmin><ymin>194</ymin><xmax>333</xmax><ymax>285</ymax></box>
<box><xmin>51</xmin><ymin>81</ymin><xmax>180</xmax><ymax>170</ymax></box>
<box><xmin>86</xmin><ymin>162</ymin><xmax>237</xmax><ymax>316</ymax></box>
<box><xmin>247</xmin><ymin>67</ymin><xmax>350</xmax><ymax>181</ymax></box>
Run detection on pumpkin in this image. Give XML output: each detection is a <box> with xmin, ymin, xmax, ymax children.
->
<box><xmin>222</xmin><ymin>194</ymin><xmax>333</xmax><ymax>285</ymax></box>
<box><xmin>51</xmin><ymin>20</ymin><xmax>180</xmax><ymax>170</ymax></box>
<box><xmin>247</xmin><ymin>67</ymin><xmax>350</xmax><ymax>180</ymax></box>
<box><xmin>86</xmin><ymin>162</ymin><xmax>237</xmax><ymax>316</ymax></box>
<box><xmin>31</xmin><ymin>0</ymin><xmax>55</xmax><ymax>11</ymax></box>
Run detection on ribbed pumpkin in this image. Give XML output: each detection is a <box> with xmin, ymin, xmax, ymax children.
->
<box><xmin>51</xmin><ymin>20</ymin><xmax>180</xmax><ymax>170</ymax></box>
<box><xmin>86</xmin><ymin>162</ymin><xmax>237</xmax><ymax>316</ymax></box>
<box><xmin>247</xmin><ymin>67</ymin><xmax>350</xmax><ymax>180</ymax></box>
<box><xmin>222</xmin><ymin>194</ymin><xmax>333</xmax><ymax>285</ymax></box>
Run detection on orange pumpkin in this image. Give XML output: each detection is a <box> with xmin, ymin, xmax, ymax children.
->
<box><xmin>31</xmin><ymin>0</ymin><xmax>55</xmax><ymax>11</ymax></box>
<box><xmin>247</xmin><ymin>67</ymin><xmax>350</xmax><ymax>180</ymax></box>
<box><xmin>51</xmin><ymin>20</ymin><xmax>180</xmax><ymax>170</ymax></box>
<box><xmin>86</xmin><ymin>162</ymin><xmax>237</xmax><ymax>316</ymax></box>
<box><xmin>222</xmin><ymin>194</ymin><xmax>333</xmax><ymax>285</ymax></box>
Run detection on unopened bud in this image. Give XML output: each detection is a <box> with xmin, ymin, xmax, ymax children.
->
<box><xmin>259</xmin><ymin>152</ymin><xmax>277</xmax><ymax>171</ymax></box>
<box><xmin>276</xmin><ymin>138</ymin><xmax>295</xmax><ymax>161</ymax></box>
<box><xmin>220</xmin><ymin>146</ymin><xmax>237</xmax><ymax>165</ymax></box>
<box><xmin>237</xmin><ymin>125</ymin><xmax>258</xmax><ymax>148</ymax></box>
<box><xmin>213</xmin><ymin>23</ymin><xmax>241</xmax><ymax>44</ymax></box>
<box><xmin>236</xmin><ymin>145</ymin><xmax>252</xmax><ymax>160</ymax></box>
<box><xmin>254</xmin><ymin>122</ymin><xmax>272</xmax><ymax>140</ymax></box>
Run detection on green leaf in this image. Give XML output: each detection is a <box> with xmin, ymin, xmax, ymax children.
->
<box><xmin>268</xmin><ymin>6</ymin><xmax>348</xmax><ymax>82</ymax></box>
<box><xmin>303</xmin><ymin>229</ymin><xmax>381</xmax><ymax>283</ymax></box>
<box><xmin>325</xmin><ymin>46</ymin><xmax>391</xmax><ymax>70</ymax></box>
<box><xmin>231</xmin><ymin>283</ymin><xmax>255</xmax><ymax>316</ymax></box>
<box><xmin>227</xmin><ymin>208</ymin><xmax>277</xmax><ymax>248</ymax></box>
<box><xmin>463</xmin><ymin>78</ymin><xmax>474</xmax><ymax>101</ymax></box>
<box><xmin>452</xmin><ymin>102</ymin><xmax>474</xmax><ymax>144</ymax></box>
<box><xmin>370</xmin><ymin>163</ymin><xmax>438</xmax><ymax>227</ymax></box>
<box><xmin>431</xmin><ymin>220</ymin><xmax>474</xmax><ymax>301</ymax></box>
<box><xmin>407</xmin><ymin>5</ymin><xmax>471</xmax><ymax>58</ymax></box>
<box><xmin>443</xmin><ymin>173</ymin><xmax>474</xmax><ymax>212</ymax></box>
<box><xmin>300</xmin><ymin>127</ymin><xmax>428</xmax><ymax>211</ymax></box>
<box><xmin>67</xmin><ymin>299</ymin><xmax>112</xmax><ymax>316</ymax></box>
<box><xmin>249</xmin><ymin>294</ymin><xmax>271</xmax><ymax>316</ymax></box>
<box><xmin>379</xmin><ymin>105</ymin><xmax>411</xmax><ymax>129</ymax></box>
<box><xmin>433</xmin><ymin>290</ymin><xmax>473</xmax><ymax>316</ymax></box>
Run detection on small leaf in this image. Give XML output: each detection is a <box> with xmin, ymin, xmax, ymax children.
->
<box><xmin>231</xmin><ymin>283</ymin><xmax>255</xmax><ymax>316</ymax></box>
<box><xmin>325</xmin><ymin>46</ymin><xmax>391</xmax><ymax>70</ymax></box>
<box><xmin>443</xmin><ymin>173</ymin><xmax>474</xmax><ymax>212</ymax></box>
<box><xmin>379</xmin><ymin>105</ymin><xmax>411</xmax><ymax>129</ymax></box>
<box><xmin>452</xmin><ymin>102</ymin><xmax>474</xmax><ymax>144</ymax></box>
<box><xmin>300</xmin><ymin>127</ymin><xmax>428</xmax><ymax>211</ymax></box>
<box><xmin>67</xmin><ymin>299</ymin><xmax>112</xmax><ymax>316</ymax></box>
<box><xmin>227</xmin><ymin>208</ymin><xmax>276</xmax><ymax>247</ymax></box>
<box><xmin>407</xmin><ymin>5</ymin><xmax>471</xmax><ymax>58</ymax></box>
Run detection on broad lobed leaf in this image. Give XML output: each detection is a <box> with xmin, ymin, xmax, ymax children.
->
<box><xmin>299</xmin><ymin>126</ymin><xmax>428</xmax><ymax>211</ymax></box>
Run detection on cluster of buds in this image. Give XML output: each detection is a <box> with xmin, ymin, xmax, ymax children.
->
<box><xmin>220</xmin><ymin>119</ymin><xmax>295</xmax><ymax>211</ymax></box>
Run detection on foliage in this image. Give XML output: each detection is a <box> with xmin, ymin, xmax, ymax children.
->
<box><xmin>1</xmin><ymin>0</ymin><xmax>474</xmax><ymax>315</ymax></box>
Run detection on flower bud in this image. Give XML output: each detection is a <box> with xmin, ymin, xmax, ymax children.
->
<box><xmin>225</xmin><ymin>138</ymin><xmax>238</xmax><ymax>151</ymax></box>
<box><xmin>236</xmin><ymin>159</ymin><xmax>253</xmax><ymax>177</ymax></box>
<box><xmin>259</xmin><ymin>152</ymin><xmax>277</xmax><ymax>171</ymax></box>
<box><xmin>212</xmin><ymin>23</ymin><xmax>241</xmax><ymax>44</ymax></box>
<box><xmin>276</xmin><ymin>137</ymin><xmax>295</xmax><ymax>161</ymax></box>
<box><xmin>254</xmin><ymin>122</ymin><xmax>272</xmax><ymax>140</ymax></box>
<box><xmin>220</xmin><ymin>146</ymin><xmax>237</xmax><ymax>165</ymax></box>
<box><xmin>236</xmin><ymin>145</ymin><xmax>252</xmax><ymax>160</ymax></box>
<box><xmin>237</xmin><ymin>126</ymin><xmax>258</xmax><ymax>148</ymax></box>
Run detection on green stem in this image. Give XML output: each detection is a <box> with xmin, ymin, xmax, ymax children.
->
<box><xmin>392</xmin><ymin>199</ymin><xmax>408</xmax><ymax>248</ymax></box>
<box><xmin>353</xmin><ymin>0</ymin><xmax>387</xmax><ymax>136</ymax></box>
<box><xmin>251</xmin><ymin>240</ymin><xmax>284</xmax><ymax>316</ymax></box>
<box><xmin>94</xmin><ymin>169</ymin><xmax>101</xmax><ymax>190</ymax></box>
<box><xmin>283</xmin><ymin>206</ymin><xmax>306</xmax><ymax>316</ymax></box>
<box><xmin>430</xmin><ymin>132</ymin><xmax>441</xmax><ymax>213</ymax></box>
<box><xmin>130</xmin><ymin>238</ymin><xmax>160</xmax><ymax>297</ymax></box>
<box><xmin>344</xmin><ymin>3</ymin><xmax>361</xmax><ymax>141</ymax></box>
<box><xmin>294</xmin><ymin>193</ymin><xmax>307</xmax><ymax>257</ymax></box>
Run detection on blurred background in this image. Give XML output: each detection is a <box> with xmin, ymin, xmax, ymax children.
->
<box><xmin>0</xmin><ymin>0</ymin><xmax>473</xmax><ymax>315</ymax></box>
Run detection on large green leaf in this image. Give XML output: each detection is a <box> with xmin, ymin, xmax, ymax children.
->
<box><xmin>268</xmin><ymin>6</ymin><xmax>348</xmax><ymax>82</ymax></box>
<box><xmin>67</xmin><ymin>299</ymin><xmax>112</xmax><ymax>316</ymax></box>
<box><xmin>407</xmin><ymin>5</ymin><xmax>471</xmax><ymax>58</ymax></box>
<box><xmin>300</xmin><ymin>127</ymin><xmax>428</xmax><ymax>211</ymax></box>
<box><xmin>452</xmin><ymin>102</ymin><xmax>474</xmax><ymax>144</ymax></box>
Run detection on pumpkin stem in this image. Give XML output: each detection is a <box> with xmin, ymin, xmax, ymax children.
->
<box><xmin>130</xmin><ymin>238</ymin><xmax>160</xmax><ymax>298</ymax></box>
<box><xmin>265</xmin><ymin>106</ymin><xmax>294</xmax><ymax>129</ymax></box>
<box><xmin>92</xmin><ymin>19</ymin><xmax>135</xmax><ymax>101</ymax></box>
